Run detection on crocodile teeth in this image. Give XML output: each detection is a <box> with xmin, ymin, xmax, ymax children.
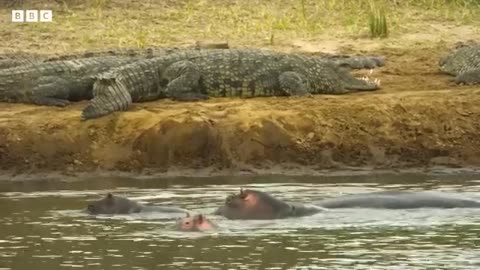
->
<box><xmin>360</xmin><ymin>75</ymin><xmax>381</xmax><ymax>87</ymax></box>
<box><xmin>359</xmin><ymin>69</ymin><xmax>381</xmax><ymax>86</ymax></box>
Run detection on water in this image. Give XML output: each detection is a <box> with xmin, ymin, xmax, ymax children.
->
<box><xmin>0</xmin><ymin>172</ymin><xmax>479</xmax><ymax>269</ymax></box>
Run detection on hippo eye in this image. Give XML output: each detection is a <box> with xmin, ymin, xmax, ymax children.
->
<box><xmin>226</xmin><ymin>195</ymin><xmax>235</xmax><ymax>205</ymax></box>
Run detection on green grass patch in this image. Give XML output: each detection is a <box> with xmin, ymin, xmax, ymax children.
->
<box><xmin>368</xmin><ymin>0</ymin><xmax>388</xmax><ymax>38</ymax></box>
<box><xmin>1</xmin><ymin>0</ymin><xmax>480</xmax><ymax>52</ymax></box>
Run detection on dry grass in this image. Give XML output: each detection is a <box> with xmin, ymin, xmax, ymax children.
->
<box><xmin>0</xmin><ymin>0</ymin><xmax>479</xmax><ymax>53</ymax></box>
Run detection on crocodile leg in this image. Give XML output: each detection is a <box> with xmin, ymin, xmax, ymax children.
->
<box><xmin>82</xmin><ymin>77</ymin><xmax>133</xmax><ymax>120</ymax></box>
<box><xmin>82</xmin><ymin>57</ymin><xmax>165</xmax><ymax>120</ymax></box>
<box><xmin>455</xmin><ymin>69</ymin><xmax>480</xmax><ymax>85</ymax></box>
<box><xmin>164</xmin><ymin>60</ymin><xmax>209</xmax><ymax>101</ymax></box>
<box><xmin>278</xmin><ymin>71</ymin><xmax>311</xmax><ymax>96</ymax></box>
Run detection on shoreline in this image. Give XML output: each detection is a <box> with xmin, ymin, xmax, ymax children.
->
<box><xmin>1</xmin><ymin>166</ymin><xmax>480</xmax><ymax>183</ymax></box>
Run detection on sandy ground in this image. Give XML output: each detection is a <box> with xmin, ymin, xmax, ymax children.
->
<box><xmin>0</xmin><ymin>39</ymin><xmax>479</xmax><ymax>176</ymax></box>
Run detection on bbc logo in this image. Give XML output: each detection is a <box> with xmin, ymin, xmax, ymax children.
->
<box><xmin>12</xmin><ymin>10</ymin><xmax>53</xmax><ymax>22</ymax></box>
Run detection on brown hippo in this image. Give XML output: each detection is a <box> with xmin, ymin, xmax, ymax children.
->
<box><xmin>176</xmin><ymin>213</ymin><xmax>217</xmax><ymax>232</ymax></box>
<box><xmin>213</xmin><ymin>188</ymin><xmax>323</xmax><ymax>220</ymax></box>
<box><xmin>87</xmin><ymin>193</ymin><xmax>189</xmax><ymax>215</ymax></box>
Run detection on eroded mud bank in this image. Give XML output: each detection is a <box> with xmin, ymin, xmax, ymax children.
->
<box><xmin>0</xmin><ymin>87</ymin><xmax>479</xmax><ymax>176</ymax></box>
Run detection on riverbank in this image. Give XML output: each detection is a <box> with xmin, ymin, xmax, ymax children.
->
<box><xmin>1</xmin><ymin>79</ymin><xmax>479</xmax><ymax>176</ymax></box>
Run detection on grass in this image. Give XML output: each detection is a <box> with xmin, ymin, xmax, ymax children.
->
<box><xmin>368</xmin><ymin>0</ymin><xmax>388</xmax><ymax>38</ymax></box>
<box><xmin>0</xmin><ymin>0</ymin><xmax>479</xmax><ymax>53</ymax></box>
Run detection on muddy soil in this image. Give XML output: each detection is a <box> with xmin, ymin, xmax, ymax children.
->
<box><xmin>0</xmin><ymin>44</ymin><xmax>479</xmax><ymax>176</ymax></box>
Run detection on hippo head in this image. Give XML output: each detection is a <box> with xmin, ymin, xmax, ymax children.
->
<box><xmin>87</xmin><ymin>193</ymin><xmax>117</xmax><ymax>215</ymax></box>
<box><xmin>87</xmin><ymin>193</ymin><xmax>141</xmax><ymax>215</ymax></box>
<box><xmin>213</xmin><ymin>188</ymin><xmax>290</xmax><ymax>220</ymax></box>
<box><xmin>176</xmin><ymin>213</ymin><xmax>216</xmax><ymax>232</ymax></box>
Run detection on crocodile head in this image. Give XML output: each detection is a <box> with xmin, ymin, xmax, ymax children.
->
<box><xmin>455</xmin><ymin>69</ymin><xmax>480</xmax><ymax>85</ymax></box>
<box><xmin>308</xmin><ymin>62</ymin><xmax>380</xmax><ymax>94</ymax></box>
<box><xmin>439</xmin><ymin>45</ymin><xmax>480</xmax><ymax>76</ymax></box>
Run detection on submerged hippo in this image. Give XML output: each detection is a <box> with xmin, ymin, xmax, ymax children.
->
<box><xmin>213</xmin><ymin>189</ymin><xmax>323</xmax><ymax>220</ymax></box>
<box><xmin>87</xmin><ymin>193</ymin><xmax>189</xmax><ymax>215</ymax></box>
<box><xmin>316</xmin><ymin>191</ymin><xmax>480</xmax><ymax>209</ymax></box>
<box><xmin>176</xmin><ymin>213</ymin><xmax>217</xmax><ymax>232</ymax></box>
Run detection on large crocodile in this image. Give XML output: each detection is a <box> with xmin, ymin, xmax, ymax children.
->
<box><xmin>0</xmin><ymin>56</ymin><xmax>138</xmax><ymax>106</ymax></box>
<box><xmin>3</xmin><ymin>42</ymin><xmax>383</xmax><ymax>69</ymax></box>
<box><xmin>0</xmin><ymin>47</ymin><xmax>383</xmax><ymax>109</ymax></box>
<box><xmin>82</xmin><ymin>49</ymin><xmax>381</xmax><ymax>119</ymax></box>
<box><xmin>439</xmin><ymin>44</ymin><xmax>480</xmax><ymax>85</ymax></box>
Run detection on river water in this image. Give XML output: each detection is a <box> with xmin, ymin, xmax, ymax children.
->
<box><xmin>0</xmin><ymin>172</ymin><xmax>479</xmax><ymax>269</ymax></box>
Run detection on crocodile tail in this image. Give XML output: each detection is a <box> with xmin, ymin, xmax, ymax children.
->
<box><xmin>81</xmin><ymin>75</ymin><xmax>132</xmax><ymax>120</ymax></box>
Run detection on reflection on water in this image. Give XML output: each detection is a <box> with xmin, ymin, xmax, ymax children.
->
<box><xmin>0</xmin><ymin>173</ymin><xmax>479</xmax><ymax>269</ymax></box>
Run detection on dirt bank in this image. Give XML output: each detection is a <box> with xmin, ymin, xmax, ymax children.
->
<box><xmin>1</xmin><ymin>44</ymin><xmax>479</xmax><ymax>176</ymax></box>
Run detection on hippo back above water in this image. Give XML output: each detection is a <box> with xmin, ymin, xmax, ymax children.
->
<box><xmin>316</xmin><ymin>191</ymin><xmax>480</xmax><ymax>209</ymax></box>
<box><xmin>87</xmin><ymin>193</ymin><xmax>189</xmax><ymax>215</ymax></box>
<box><xmin>213</xmin><ymin>189</ymin><xmax>323</xmax><ymax>220</ymax></box>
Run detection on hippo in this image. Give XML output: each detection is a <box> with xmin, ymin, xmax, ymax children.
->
<box><xmin>213</xmin><ymin>189</ymin><xmax>323</xmax><ymax>220</ymax></box>
<box><xmin>87</xmin><ymin>193</ymin><xmax>189</xmax><ymax>215</ymax></box>
<box><xmin>214</xmin><ymin>188</ymin><xmax>480</xmax><ymax>220</ymax></box>
<box><xmin>176</xmin><ymin>213</ymin><xmax>217</xmax><ymax>232</ymax></box>
<box><xmin>315</xmin><ymin>191</ymin><xmax>480</xmax><ymax>209</ymax></box>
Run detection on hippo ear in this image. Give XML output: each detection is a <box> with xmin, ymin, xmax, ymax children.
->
<box><xmin>239</xmin><ymin>188</ymin><xmax>247</xmax><ymax>199</ymax></box>
<box><xmin>106</xmin><ymin>193</ymin><xmax>113</xmax><ymax>200</ymax></box>
<box><xmin>196</xmin><ymin>214</ymin><xmax>204</xmax><ymax>224</ymax></box>
<box><xmin>185</xmin><ymin>213</ymin><xmax>190</xmax><ymax>218</ymax></box>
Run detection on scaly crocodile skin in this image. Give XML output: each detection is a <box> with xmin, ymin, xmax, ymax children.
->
<box><xmin>83</xmin><ymin>49</ymin><xmax>380</xmax><ymax>119</ymax></box>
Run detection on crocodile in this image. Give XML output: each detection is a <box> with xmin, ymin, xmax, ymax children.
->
<box><xmin>439</xmin><ymin>44</ymin><xmax>480</xmax><ymax>85</ymax></box>
<box><xmin>0</xmin><ymin>56</ymin><xmax>138</xmax><ymax>106</ymax></box>
<box><xmin>25</xmin><ymin>46</ymin><xmax>385</xmax><ymax>70</ymax></box>
<box><xmin>82</xmin><ymin>49</ymin><xmax>381</xmax><ymax>119</ymax></box>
